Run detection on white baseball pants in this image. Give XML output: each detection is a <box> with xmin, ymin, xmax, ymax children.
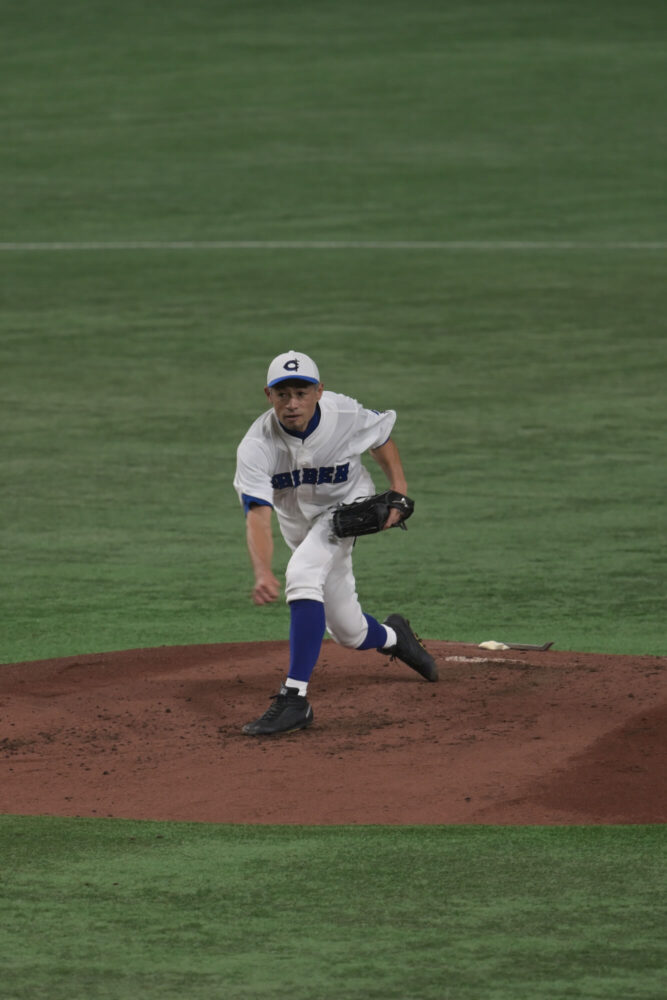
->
<box><xmin>281</xmin><ymin>512</ymin><xmax>369</xmax><ymax>648</ymax></box>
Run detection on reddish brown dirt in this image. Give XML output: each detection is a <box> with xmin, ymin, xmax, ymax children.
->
<box><xmin>1</xmin><ymin>641</ymin><xmax>665</xmax><ymax>825</ymax></box>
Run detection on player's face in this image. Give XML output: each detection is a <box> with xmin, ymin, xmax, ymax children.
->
<box><xmin>265</xmin><ymin>380</ymin><xmax>324</xmax><ymax>433</ymax></box>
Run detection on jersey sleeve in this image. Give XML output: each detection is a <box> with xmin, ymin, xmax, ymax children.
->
<box><xmin>240</xmin><ymin>493</ymin><xmax>273</xmax><ymax>514</ymax></box>
<box><xmin>233</xmin><ymin>437</ymin><xmax>274</xmax><ymax>512</ymax></box>
<box><xmin>354</xmin><ymin>403</ymin><xmax>397</xmax><ymax>452</ymax></box>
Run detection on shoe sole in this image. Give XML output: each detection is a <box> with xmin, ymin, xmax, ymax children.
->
<box><xmin>242</xmin><ymin>713</ymin><xmax>314</xmax><ymax>737</ymax></box>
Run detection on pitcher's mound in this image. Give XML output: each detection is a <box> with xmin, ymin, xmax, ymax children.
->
<box><xmin>1</xmin><ymin>640</ymin><xmax>665</xmax><ymax>824</ymax></box>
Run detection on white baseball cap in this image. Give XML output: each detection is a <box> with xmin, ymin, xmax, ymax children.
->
<box><xmin>266</xmin><ymin>350</ymin><xmax>321</xmax><ymax>388</ymax></box>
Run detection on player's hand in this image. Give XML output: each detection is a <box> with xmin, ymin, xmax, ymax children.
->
<box><xmin>252</xmin><ymin>573</ymin><xmax>281</xmax><ymax>605</ymax></box>
<box><xmin>382</xmin><ymin>507</ymin><xmax>405</xmax><ymax>530</ymax></box>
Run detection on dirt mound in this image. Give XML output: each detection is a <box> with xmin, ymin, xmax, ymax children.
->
<box><xmin>1</xmin><ymin>640</ymin><xmax>665</xmax><ymax>824</ymax></box>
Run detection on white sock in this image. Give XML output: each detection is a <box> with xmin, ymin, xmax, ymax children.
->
<box><xmin>383</xmin><ymin>626</ymin><xmax>398</xmax><ymax>650</ymax></box>
<box><xmin>284</xmin><ymin>678</ymin><xmax>308</xmax><ymax>697</ymax></box>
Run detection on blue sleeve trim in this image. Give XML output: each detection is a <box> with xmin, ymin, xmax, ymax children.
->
<box><xmin>242</xmin><ymin>493</ymin><xmax>273</xmax><ymax>515</ymax></box>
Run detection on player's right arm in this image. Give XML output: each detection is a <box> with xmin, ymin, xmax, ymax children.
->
<box><xmin>234</xmin><ymin>432</ymin><xmax>280</xmax><ymax>604</ymax></box>
<box><xmin>245</xmin><ymin>504</ymin><xmax>281</xmax><ymax>605</ymax></box>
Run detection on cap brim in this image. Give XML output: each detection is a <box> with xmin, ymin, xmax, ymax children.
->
<box><xmin>267</xmin><ymin>375</ymin><xmax>320</xmax><ymax>387</ymax></box>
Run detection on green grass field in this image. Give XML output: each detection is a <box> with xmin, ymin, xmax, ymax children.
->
<box><xmin>2</xmin><ymin>817</ymin><xmax>665</xmax><ymax>1000</ymax></box>
<box><xmin>1</xmin><ymin>2</ymin><xmax>666</xmax><ymax>997</ymax></box>
<box><xmin>3</xmin><ymin>247</ymin><xmax>666</xmax><ymax>661</ymax></box>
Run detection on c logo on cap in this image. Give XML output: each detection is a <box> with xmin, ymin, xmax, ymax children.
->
<box><xmin>284</xmin><ymin>359</ymin><xmax>299</xmax><ymax>372</ymax></box>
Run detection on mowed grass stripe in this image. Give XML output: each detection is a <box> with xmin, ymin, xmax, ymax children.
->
<box><xmin>1</xmin><ymin>241</ymin><xmax>666</xmax><ymax>251</ymax></box>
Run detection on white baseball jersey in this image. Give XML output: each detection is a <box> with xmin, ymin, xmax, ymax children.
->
<box><xmin>234</xmin><ymin>390</ymin><xmax>396</xmax><ymax>537</ymax></box>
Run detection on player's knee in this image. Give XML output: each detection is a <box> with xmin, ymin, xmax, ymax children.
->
<box><xmin>285</xmin><ymin>560</ymin><xmax>324</xmax><ymax>603</ymax></box>
<box><xmin>326</xmin><ymin>618</ymin><xmax>367</xmax><ymax>649</ymax></box>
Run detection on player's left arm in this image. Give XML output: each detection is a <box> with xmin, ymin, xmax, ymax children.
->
<box><xmin>369</xmin><ymin>438</ymin><xmax>408</xmax><ymax>529</ymax></box>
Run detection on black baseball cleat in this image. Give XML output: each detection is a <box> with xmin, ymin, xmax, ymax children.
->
<box><xmin>382</xmin><ymin>614</ymin><xmax>438</xmax><ymax>682</ymax></box>
<box><xmin>242</xmin><ymin>684</ymin><xmax>314</xmax><ymax>736</ymax></box>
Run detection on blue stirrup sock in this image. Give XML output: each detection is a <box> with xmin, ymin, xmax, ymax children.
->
<box><xmin>286</xmin><ymin>599</ymin><xmax>326</xmax><ymax>687</ymax></box>
<box><xmin>357</xmin><ymin>613</ymin><xmax>391</xmax><ymax>651</ymax></box>
<box><xmin>286</xmin><ymin>605</ymin><xmax>393</xmax><ymax>694</ymax></box>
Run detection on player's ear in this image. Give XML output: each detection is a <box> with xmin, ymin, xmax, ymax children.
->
<box><xmin>264</xmin><ymin>386</ymin><xmax>272</xmax><ymax>400</ymax></box>
<box><xmin>316</xmin><ymin>382</ymin><xmax>324</xmax><ymax>399</ymax></box>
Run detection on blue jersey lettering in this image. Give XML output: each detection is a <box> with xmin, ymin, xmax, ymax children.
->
<box><xmin>271</xmin><ymin>464</ymin><xmax>351</xmax><ymax>490</ymax></box>
<box><xmin>271</xmin><ymin>472</ymin><xmax>293</xmax><ymax>490</ymax></box>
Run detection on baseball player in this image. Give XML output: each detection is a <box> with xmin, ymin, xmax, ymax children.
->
<box><xmin>234</xmin><ymin>350</ymin><xmax>437</xmax><ymax>736</ymax></box>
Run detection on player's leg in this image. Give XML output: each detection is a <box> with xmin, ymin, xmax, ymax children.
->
<box><xmin>282</xmin><ymin>515</ymin><xmax>342</xmax><ymax>690</ymax></box>
<box><xmin>243</xmin><ymin>516</ymin><xmax>337</xmax><ymax>736</ymax></box>
<box><xmin>322</xmin><ymin>556</ymin><xmax>393</xmax><ymax>650</ymax></box>
<box><xmin>323</xmin><ymin>556</ymin><xmax>438</xmax><ymax>682</ymax></box>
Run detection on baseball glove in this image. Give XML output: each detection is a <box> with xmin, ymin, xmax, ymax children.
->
<box><xmin>331</xmin><ymin>490</ymin><xmax>415</xmax><ymax>538</ymax></box>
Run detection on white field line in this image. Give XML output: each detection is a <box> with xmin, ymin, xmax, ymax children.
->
<box><xmin>444</xmin><ymin>656</ymin><xmax>527</xmax><ymax>665</ymax></box>
<box><xmin>0</xmin><ymin>240</ymin><xmax>666</xmax><ymax>251</ymax></box>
